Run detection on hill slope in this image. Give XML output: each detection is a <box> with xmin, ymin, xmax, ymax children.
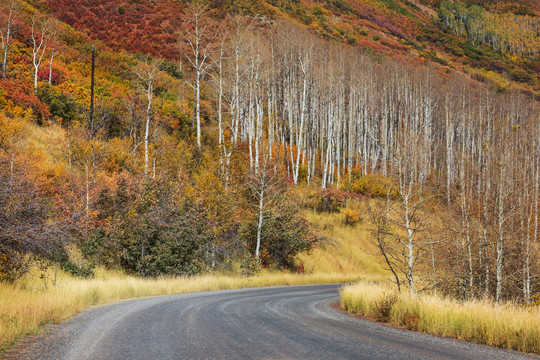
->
<box><xmin>37</xmin><ymin>0</ymin><xmax>540</xmax><ymax>96</ymax></box>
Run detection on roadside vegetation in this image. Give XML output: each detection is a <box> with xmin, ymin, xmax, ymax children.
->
<box><xmin>341</xmin><ymin>282</ymin><xmax>540</xmax><ymax>354</ymax></box>
<box><xmin>0</xmin><ymin>198</ymin><xmax>382</xmax><ymax>353</ymax></box>
<box><xmin>0</xmin><ymin>267</ymin><xmax>365</xmax><ymax>352</ymax></box>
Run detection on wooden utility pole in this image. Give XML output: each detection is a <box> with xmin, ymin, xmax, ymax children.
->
<box><xmin>90</xmin><ymin>45</ymin><xmax>95</xmax><ymax>129</ymax></box>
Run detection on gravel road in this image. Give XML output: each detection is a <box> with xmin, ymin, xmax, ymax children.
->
<box><xmin>2</xmin><ymin>284</ymin><xmax>538</xmax><ymax>360</ymax></box>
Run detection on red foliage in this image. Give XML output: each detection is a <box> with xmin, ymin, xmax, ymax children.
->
<box><xmin>37</xmin><ymin>68</ymin><xmax>61</xmax><ymax>85</ymax></box>
<box><xmin>42</xmin><ymin>0</ymin><xmax>182</xmax><ymax>60</ymax></box>
<box><xmin>0</xmin><ymin>78</ymin><xmax>50</xmax><ymax>120</ymax></box>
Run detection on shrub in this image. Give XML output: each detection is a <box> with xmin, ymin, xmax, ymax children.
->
<box><xmin>349</xmin><ymin>174</ymin><xmax>396</xmax><ymax>198</ymax></box>
<box><xmin>464</xmin><ymin>44</ymin><xmax>485</xmax><ymax>60</ymax></box>
<box><xmin>372</xmin><ymin>35</ymin><xmax>381</xmax><ymax>41</ymax></box>
<box><xmin>432</xmin><ymin>55</ymin><xmax>448</xmax><ymax>66</ymax></box>
<box><xmin>343</xmin><ymin>208</ymin><xmax>360</xmax><ymax>226</ymax></box>
<box><xmin>471</xmin><ymin>73</ymin><xmax>489</xmax><ymax>84</ymax></box>
<box><xmin>300</xmin><ymin>14</ymin><xmax>313</xmax><ymax>25</ymax></box>
<box><xmin>118</xmin><ymin>206</ymin><xmax>211</xmax><ymax>277</ymax></box>
<box><xmin>313</xmin><ymin>6</ymin><xmax>324</xmax><ymax>16</ymax></box>
<box><xmin>159</xmin><ymin>60</ymin><xmax>183</xmax><ymax>79</ymax></box>
<box><xmin>358</xmin><ymin>29</ymin><xmax>368</xmax><ymax>36</ymax></box>
<box><xmin>403</xmin><ymin>312</ymin><xmax>420</xmax><ymax>330</ymax></box>
<box><xmin>532</xmin><ymin>293</ymin><xmax>540</xmax><ymax>307</ymax></box>
<box><xmin>325</xmin><ymin>0</ymin><xmax>353</xmax><ymax>14</ymax></box>
<box><xmin>310</xmin><ymin>189</ymin><xmax>347</xmax><ymax>213</ymax></box>
<box><xmin>61</xmin><ymin>261</ymin><xmax>95</xmax><ymax>278</ymax></box>
<box><xmin>36</xmin><ymin>84</ymin><xmax>82</xmax><ymax>125</ymax></box>
<box><xmin>509</xmin><ymin>68</ymin><xmax>534</xmax><ymax>84</ymax></box>
<box><xmin>0</xmin><ymin>153</ymin><xmax>71</xmax><ymax>282</ymax></box>
<box><xmin>374</xmin><ymin>293</ymin><xmax>398</xmax><ymax>322</ymax></box>
<box><xmin>345</xmin><ymin>33</ymin><xmax>357</xmax><ymax>44</ymax></box>
<box><xmin>240</xmin><ymin>254</ymin><xmax>261</xmax><ymax>276</ymax></box>
<box><xmin>241</xmin><ymin>200</ymin><xmax>317</xmax><ymax>269</ymax></box>
<box><xmin>87</xmin><ymin>177</ymin><xmax>215</xmax><ymax>277</ymax></box>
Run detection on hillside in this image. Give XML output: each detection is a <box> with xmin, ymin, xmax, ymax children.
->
<box><xmin>35</xmin><ymin>0</ymin><xmax>540</xmax><ymax>96</ymax></box>
<box><xmin>1</xmin><ymin>0</ymin><xmax>539</xmax><ymax>306</ymax></box>
<box><xmin>0</xmin><ymin>0</ymin><xmax>539</xmax><ymax>354</ymax></box>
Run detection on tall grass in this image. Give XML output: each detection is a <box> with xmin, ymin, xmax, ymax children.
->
<box><xmin>0</xmin><ymin>268</ymin><xmax>363</xmax><ymax>352</ymax></box>
<box><xmin>341</xmin><ymin>282</ymin><xmax>540</xmax><ymax>354</ymax></box>
<box><xmin>299</xmin><ymin>205</ymin><xmax>386</xmax><ymax>279</ymax></box>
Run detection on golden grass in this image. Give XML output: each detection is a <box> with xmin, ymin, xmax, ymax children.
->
<box><xmin>23</xmin><ymin>122</ymin><xmax>66</xmax><ymax>161</ymax></box>
<box><xmin>299</xmin><ymin>205</ymin><xmax>387</xmax><ymax>280</ymax></box>
<box><xmin>0</xmin><ymin>267</ymin><xmax>364</xmax><ymax>352</ymax></box>
<box><xmin>341</xmin><ymin>282</ymin><xmax>540</xmax><ymax>354</ymax></box>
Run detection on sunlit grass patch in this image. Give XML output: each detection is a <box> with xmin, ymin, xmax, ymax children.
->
<box><xmin>299</xmin><ymin>207</ymin><xmax>386</xmax><ymax>279</ymax></box>
<box><xmin>0</xmin><ymin>268</ymin><xmax>364</xmax><ymax>352</ymax></box>
<box><xmin>340</xmin><ymin>282</ymin><xmax>540</xmax><ymax>354</ymax></box>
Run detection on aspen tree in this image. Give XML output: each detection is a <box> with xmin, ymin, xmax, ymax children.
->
<box><xmin>133</xmin><ymin>58</ymin><xmax>162</xmax><ymax>177</ymax></box>
<box><xmin>180</xmin><ymin>1</ymin><xmax>218</xmax><ymax>148</ymax></box>
<box><xmin>31</xmin><ymin>16</ymin><xmax>51</xmax><ymax>90</ymax></box>
<box><xmin>0</xmin><ymin>1</ymin><xmax>16</xmax><ymax>78</ymax></box>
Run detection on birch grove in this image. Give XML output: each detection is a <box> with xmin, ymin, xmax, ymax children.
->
<box><xmin>184</xmin><ymin>19</ymin><xmax>539</xmax><ymax>302</ymax></box>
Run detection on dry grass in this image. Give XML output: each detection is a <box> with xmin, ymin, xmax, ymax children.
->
<box><xmin>341</xmin><ymin>282</ymin><xmax>540</xmax><ymax>354</ymax></box>
<box><xmin>0</xmin><ymin>267</ymin><xmax>364</xmax><ymax>352</ymax></box>
<box><xmin>299</xmin><ymin>204</ymin><xmax>387</xmax><ymax>280</ymax></box>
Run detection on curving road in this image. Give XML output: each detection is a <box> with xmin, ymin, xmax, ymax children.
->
<box><xmin>3</xmin><ymin>284</ymin><xmax>537</xmax><ymax>360</ymax></box>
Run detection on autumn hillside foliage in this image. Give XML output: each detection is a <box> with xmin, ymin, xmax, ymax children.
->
<box><xmin>0</xmin><ymin>0</ymin><xmax>538</xmax><ymax>308</ymax></box>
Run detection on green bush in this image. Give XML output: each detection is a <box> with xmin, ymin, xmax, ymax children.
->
<box><xmin>117</xmin><ymin>207</ymin><xmax>211</xmax><ymax>277</ymax></box>
<box><xmin>345</xmin><ymin>33</ymin><xmax>357</xmax><ymax>44</ymax></box>
<box><xmin>241</xmin><ymin>200</ymin><xmax>317</xmax><ymax>269</ymax></box>
<box><xmin>300</xmin><ymin>14</ymin><xmax>313</xmax><ymax>25</ymax></box>
<box><xmin>463</xmin><ymin>44</ymin><xmax>485</xmax><ymax>60</ymax></box>
<box><xmin>509</xmin><ymin>68</ymin><xmax>534</xmax><ymax>84</ymax></box>
<box><xmin>372</xmin><ymin>35</ymin><xmax>381</xmax><ymax>41</ymax></box>
<box><xmin>36</xmin><ymin>84</ymin><xmax>82</xmax><ymax>125</ymax></box>
<box><xmin>87</xmin><ymin>178</ymin><xmax>215</xmax><ymax>277</ymax></box>
<box><xmin>159</xmin><ymin>61</ymin><xmax>183</xmax><ymax>79</ymax></box>
<box><xmin>325</xmin><ymin>0</ymin><xmax>353</xmax><ymax>14</ymax></box>
<box><xmin>61</xmin><ymin>261</ymin><xmax>95</xmax><ymax>278</ymax></box>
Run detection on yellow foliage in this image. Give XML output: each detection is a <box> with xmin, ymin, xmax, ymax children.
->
<box><xmin>349</xmin><ymin>174</ymin><xmax>397</xmax><ymax>198</ymax></box>
<box><xmin>0</xmin><ymin>112</ymin><xmax>24</xmax><ymax>147</ymax></box>
<box><xmin>343</xmin><ymin>208</ymin><xmax>360</xmax><ymax>225</ymax></box>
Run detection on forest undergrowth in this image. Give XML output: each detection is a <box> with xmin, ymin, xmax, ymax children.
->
<box><xmin>0</xmin><ymin>207</ymin><xmax>381</xmax><ymax>353</ymax></box>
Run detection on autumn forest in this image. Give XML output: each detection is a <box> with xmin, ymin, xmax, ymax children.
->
<box><xmin>0</xmin><ymin>0</ymin><xmax>539</xmax><ymax>308</ymax></box>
